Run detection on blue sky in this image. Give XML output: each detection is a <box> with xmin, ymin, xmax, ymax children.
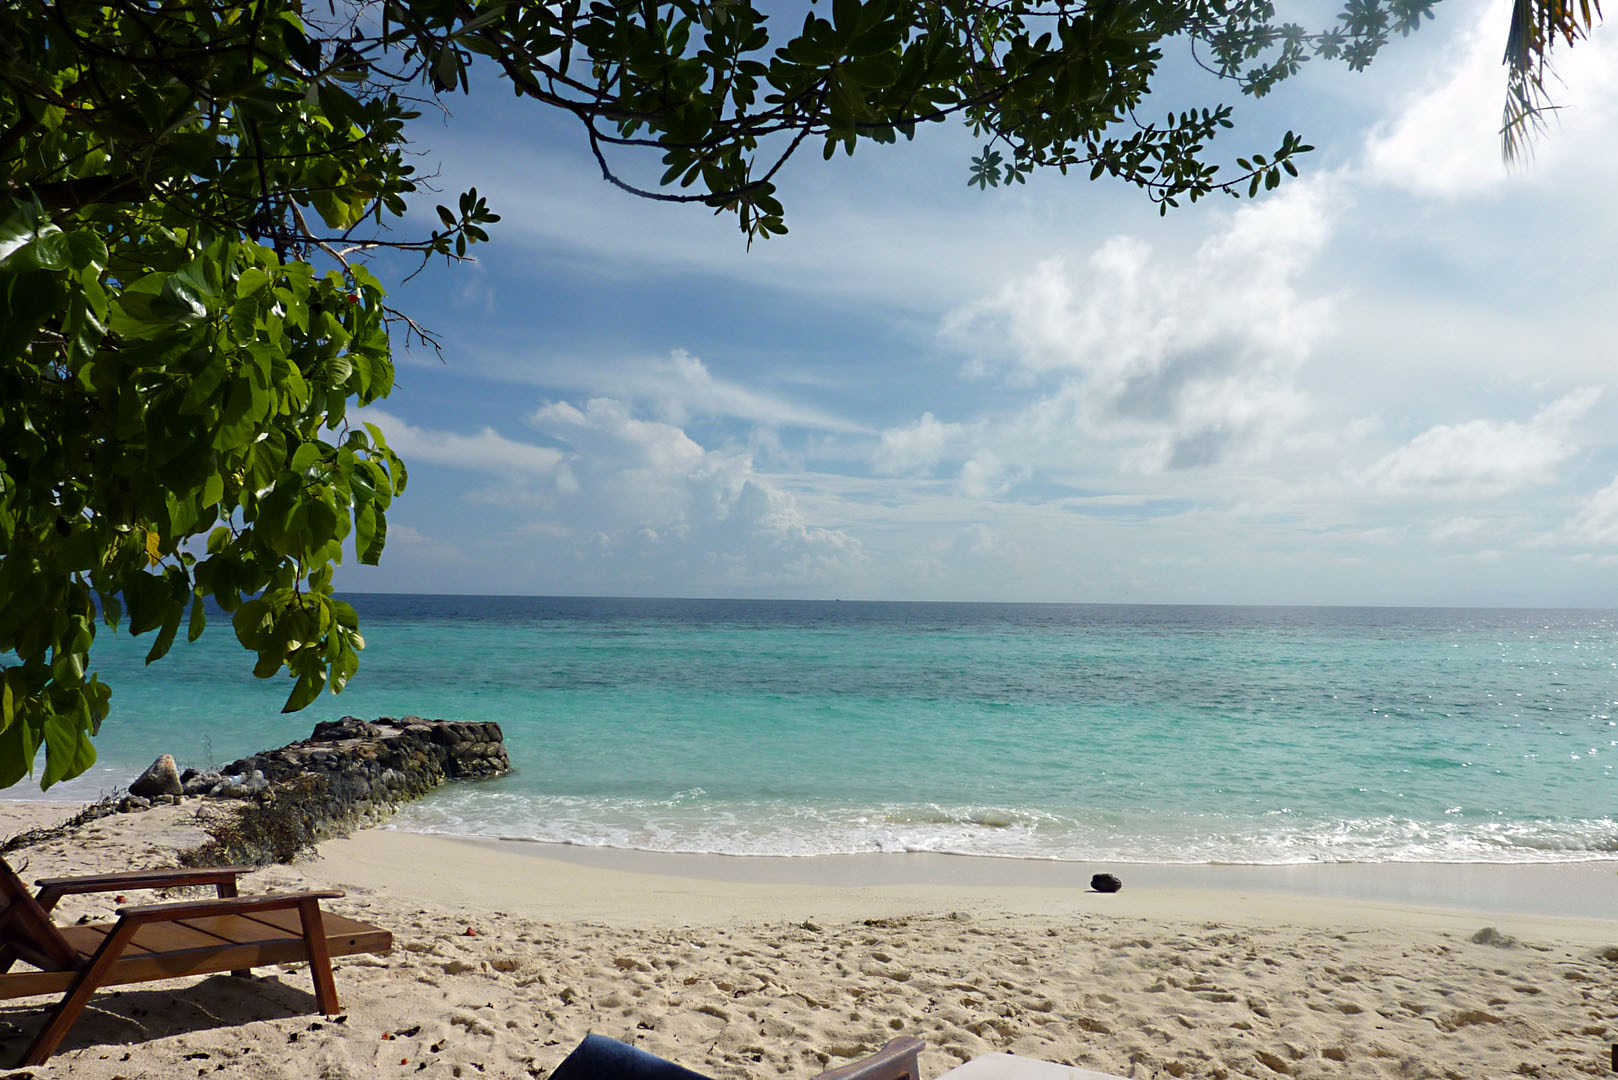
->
<box><xmin>339</xmin><ymin>0</ymin><xmax>1618</xmax><ymax>606</ymax></box>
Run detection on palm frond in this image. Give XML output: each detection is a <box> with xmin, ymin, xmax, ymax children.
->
<box><xmin>1501</xmin><ymin>0</ymin><xmax>1604</xmax><ymax>160</ymax></box>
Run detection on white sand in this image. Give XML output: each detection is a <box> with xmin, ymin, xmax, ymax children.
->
<box><xmin>2</xmin><ymin>801</ymin><xmax>1616</xmax><ymax>1080</ymax></box>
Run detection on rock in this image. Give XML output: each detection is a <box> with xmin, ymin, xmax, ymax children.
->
<box><xmin>310</xmin><ymin>717</ymin><xmax>380</xmax><ymax>742</ymax></box>
<box><xmin>117</xmin><ymin>794</ymin><xmax>152</xmax><ymax>812</ymax></box>
<box><xmin>1471</xmin><ymin>926</ymin><xmax>1519</xmax><ymax>948</ymax></box>
<box><xmin>188</xmin><ymin>717</ymin><xmax>510</xmax><ymax>866</ymax></box>
<box><xmin>129</xmin><ymin>754</ymin><xmax>183</xmax><ymax>797</ymax></box>
<box><xmin>182</xmin><ymin>769</ymin><xmax>225</xmax><ymax>796</ymax></box>
<box><xmin>1091</xmin><ymin>873</ymin><xmax>1123</xmax><ymax>893</ymax></box>
<box><xmin>209</xmin><ymin>769</ymin><xmax>268</xmax><ymax>799</ymax></box>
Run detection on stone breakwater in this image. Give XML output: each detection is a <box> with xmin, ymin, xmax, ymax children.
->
<box><xmin>121</xmin><ymin>716</ymin><xmax>510</xmax><ymax>865</ymax></box>
<box><xmin>226</xmin><ymin>715</ymin><xmax>510</xmax><ymax>790</ymax></box>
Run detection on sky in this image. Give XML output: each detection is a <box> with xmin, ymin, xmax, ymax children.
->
<box><xmin>338</xmin><ymin>0</ymin><xmax>1618</xmax><ymax>607</ymax></box>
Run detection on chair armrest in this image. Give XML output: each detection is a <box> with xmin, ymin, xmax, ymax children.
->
<box><xmin>812</xmin><ymin>1039</ymin><xmax>926</xmax><ymax>1080</ymax></box>
<box><xmin>35</xmin><ymin>866</ymin><xmax>253</xmax><ymax>894</ymax></box>
<box><xmin>116</xmin><ymin>890</ymin><xmax>345</xmax><ymax>924</ymax></box>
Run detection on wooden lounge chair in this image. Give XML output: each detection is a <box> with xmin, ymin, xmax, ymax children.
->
<box><xmin>0</xmin><ymin>856</ymin><xmax>391</xmax><ymax>1065</ymax></box>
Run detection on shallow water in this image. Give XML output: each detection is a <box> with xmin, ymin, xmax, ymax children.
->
<box><xmin>26</xmin><ymin>596</ymin><xmax>1618</xmax><ymax>863</ymax></box>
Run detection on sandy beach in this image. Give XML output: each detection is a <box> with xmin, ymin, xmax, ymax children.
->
<box><xmin>1</xmin><ymin>800</ymin><xmax>1614</xmax><ymax>1080</ymax></box>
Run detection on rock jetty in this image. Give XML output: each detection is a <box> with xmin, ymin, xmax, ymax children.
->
<box><xmin>125</xmin><ymin>716</ymin><xmax>509</xmax><ymax>865</ymax></box>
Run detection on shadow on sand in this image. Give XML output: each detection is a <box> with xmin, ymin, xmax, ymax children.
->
<box><xmin>0</xmin><ymin>973</ymin><xmax>327</xmax><ymax>1063</ymax></box>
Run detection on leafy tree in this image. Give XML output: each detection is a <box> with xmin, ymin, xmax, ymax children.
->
<box><xmin>0</xmin><ymin>0</ymin><xmax>1568</xmax><ymax>788</ymax></box>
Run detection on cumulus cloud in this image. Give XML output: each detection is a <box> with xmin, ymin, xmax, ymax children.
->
<box><xmin>1357</xmin><ymin>388</ymin><xmax>1600</xmax><ymax>498</ymax></box>
<box><xmin>939</xmin><ymin>179</ymin><xmax>1334</xmax><ymax>475</ymax></box>
<box><xmin>958</xmin><ymin>453</ymin><xmax>1025</xmax><ymax>499</ymax></box>
<box><xmin>873</xmin><ymin>412</ymin><xmax>964</xmax><ymax>474</ymax></box>
<box><xmin>529</xmin><ymin>397</ymin><xmax>866</xmax><ymax>585</ymax></box>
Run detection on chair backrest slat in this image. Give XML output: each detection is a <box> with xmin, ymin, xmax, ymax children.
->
<box><xmin>0</xmin><ymin>859</ymin><xmax>81</xmax><ymax>971</ymax></box>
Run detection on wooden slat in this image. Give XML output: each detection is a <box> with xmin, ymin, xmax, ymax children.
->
<box><xmin>173</xmin><ymin>914</ymin><xmax>296</xmax><ymax>947</ymax></box>
<box><xmin>0</xmin><ymin>967</ymin><xmax>78</xmax><ymax>999</ymax></box>
<box><xmin>127</xmin><ymin>922</ymin><xmax>234</xmax><ymax>955</ymax></box>
<box><xmin>59</xmin><ymin>925</ymin><xmax>153</xmax><ymax>959</ymax></box>
<box><xmin>223</xmin><ymin>909</ymin><xmax>390</xmax><ymax>951</ymax></box>
<box><xmin>7</xmin><ymin>938</ymin><xmax>74</xmax><ymax>972</ymax></box>
<box><xmin>244</xmin><ymin>908</ymin><xmax>388</xmax><ymax>947</ymax></box>
<box><xmin>64</xmin><ymin>914</ymin><xmax>387</xmax><ymax>973</ymax></box>
<box><xmin>105</xmin><ymin>939</ymin><xmax>314</xmax><ymax>982</ymax></box>
<box><xmin>34</xmin><ymin>866</ymin><xmax>251</xmax><ymax>892</ymax></box>
<box><xmin>117</xmin><ymin>890</ymin><xmax>343</xmax><ymax>922</ymax></box>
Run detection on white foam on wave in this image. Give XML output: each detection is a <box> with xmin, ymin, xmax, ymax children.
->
<box><xmin>388</xmin><ymin>790</ymin><xmax>1618</xmax><ymax>864</ymax></box>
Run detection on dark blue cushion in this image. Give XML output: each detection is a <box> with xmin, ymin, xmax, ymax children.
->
<box><xmin>550</xmin><ymin>1034</ymin><xmax>718</xmax><ymax>1080</ymax></box>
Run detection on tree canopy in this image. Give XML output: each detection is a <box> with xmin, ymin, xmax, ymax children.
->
<box><xmin>0</xmin><ymin>0</ymin><xmax>1595</xmax><ymax>788</ymax></box>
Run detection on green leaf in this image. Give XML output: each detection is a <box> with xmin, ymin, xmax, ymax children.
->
<box><xmin>357</xmin><ymin>504</ymin><xmax>386</xmax><ymax>564</ymax></box>
<box><xmin>124</xmin><ymin>572</ymin><xmax>171</xmax><ymax>636</ymax></box>
<box><xmin>0</xmin><ymin>710</ymin><xmax>38</xmax><ymax>789</ymax></box>
<box><xmin>187</xmin><ymin>595</ymin><xmax>207</xmax><ymax>642</ymax></box>
<box><xmin>40</xmin><ymin>708</ymin><xmax>94</xmax><ymax>788</ymax></box>
<box><xmin>145</xmin><ymin>601</ymin><xmax>183</xmax><ymax>664</ymax></box>
<box><xmin>282</xmin><ymin>667</ymin><xmax>326</xmax><ymax>712</ymax></box>
<box><xmin>237</xmin><ymin>266</ymin><xmax>272</xmax><ymax>297</ymax></box>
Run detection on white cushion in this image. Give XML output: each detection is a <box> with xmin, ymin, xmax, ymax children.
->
<box><xmin>934</xmin><ymin>1053</ymin><xmax>1127</xmax><ymax>1080</ymax></box>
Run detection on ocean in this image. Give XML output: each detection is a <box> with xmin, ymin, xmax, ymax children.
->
<box><xmin>19</xmin><ymin>596</ymin><xmax>1618</xmax><ymax>864</ymax></box>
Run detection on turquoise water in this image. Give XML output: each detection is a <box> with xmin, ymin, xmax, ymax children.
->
<box><xmin>20</xmin><ymin>596</ymin><xmax>1618</xmax><ymax>863</ymax></box>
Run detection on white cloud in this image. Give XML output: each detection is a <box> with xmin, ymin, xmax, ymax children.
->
<box><xmin>525</xmin><ymin>348</ymin><xmax>868</xmax><ymax>434</ymax></box>
<box><xmin>908</xmin><ymin>523</ymin><xmax>1025</xmax><ymax>583</ymax></box>
<box><xmin>528</xmin><ymin>397</ymin><xmax>866</xmax><ymax>586</ymax></box>
<box><xmin>949</xmin><ymin>180</ymin><xmax>1332</xmax><ymax>384</ymax></box>
<box><xmin>1429</xmin><ymin>516</ymin><xmax>1486</xmax><ymax>543</ymax></box>
<box><xmin>932</xmin><ymin>178</ymin><xmax>1336</xmax><ymax>479</ymax></box>
<box><xmin>1563</xmin><ymin>475</ymin><xmax>1618</xmax><ymax>545</ymax></box>
<box><xmin>958</xmin><ymin>453</ymin><xmax>1024</xmax><ymax>499</ymax></box>
<box><xmin>873</xmin><ymin>412</ymin><xmax>964</xmax><ymax>474</ymax></box>
<box><xmin>361</xmin><ymin>407</ymin><xmax>566</xmax><ymax>477</ymax></box>
<box><xmin>1358</xmin><ymin>387</ymin><xmax>1601</xmax><ymax>498</ymax></box>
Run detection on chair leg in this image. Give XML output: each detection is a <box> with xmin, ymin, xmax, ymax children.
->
<box><xmin>216</xmin><ymin>880</ymin><xmax>251</xmax><ymax>978</ymax></box>
<box><xmin>297</xmin><ymin>898</ymin><xmax>340</xmax><ymax>1015</ymax></box>
<box><xmin>21</xmin><ymin>919</ymin><xmax>139</xmax><ymax>1066</ymax></box>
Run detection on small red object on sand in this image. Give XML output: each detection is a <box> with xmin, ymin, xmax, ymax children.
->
<box><xmin>401</xmin><ymin>1059</ymin><xmax>409</xmax><ymax>1066</ymax></box>
<box><xmin>114</xmin><ymin>895</ymin><xmax>127</xmax><ymax>904</ymax></box>
<box><xmin>464</xmin><ymin>926</ymin><xmax>478</xmax><ymax>936</ymax></box>
<box><xmin>382</xmin><ymin>1032</ymin><xmax>393</xmax><ymax>1041</ymax></box>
